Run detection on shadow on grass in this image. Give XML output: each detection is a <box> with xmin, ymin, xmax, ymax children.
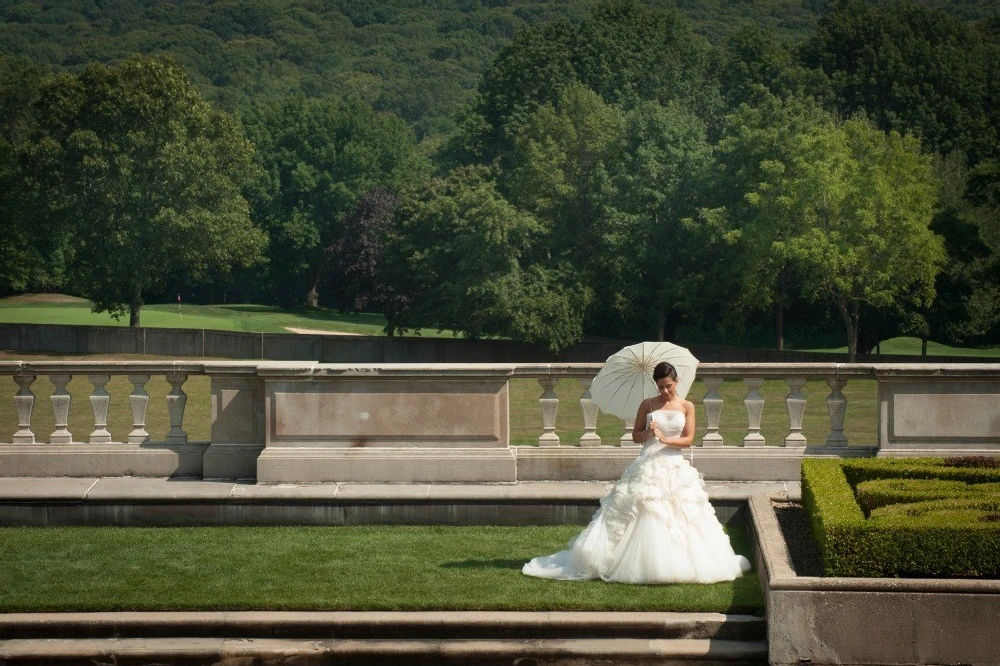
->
<box><xmin>440</xmin><ymin>559</ymin><xmax>527</xmax><ymax>570</ymax></box>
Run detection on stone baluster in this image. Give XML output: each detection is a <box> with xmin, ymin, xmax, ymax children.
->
<box><xmin>701</xmin><ymin>377</ymin><xmax>724</xmax><ymax>447</ymax></box>
<box><xmin>128</xmin><ymin>374</ymin><xmax>151</xmax><ymax>444</ymax></box>
<box><xmin>620</xmin><ymin>415</ymin><xmax>638</xmax><ymax>447</ymax></box>
<box><xmin>88</xmin><ymin>374</ymin><xmax>112</xmax><ymax>444</ymax></box>
<box><xmin>578</xmin><ymin>377</ymin><xmax>600</xmax><ymax>447</ymax></box>
<box><xmin>537</xmin><ymin>377</ymin><xmax>560</xmax><ymax>447</ymax></box>
<box><xmin>743</xmin><ymin>377</ymin><xmax>765</xmax><ymax>447</ymax></box>
<box><xmin>784</xmin><ymin>377</ymin><xmax>807</xmax><ymax>448</ymax></box>
<box><xmin>12</xmin><ymin>374</ymin><xmax>37</xmax><ymax>444</ymax></box>
<box><xmin>825</xmin><ymin>377</ymin><xmax>849</xmax><ymax>447</ymax></box>
<box><xmin>165</xmin><ymin>373</ymin><xmax>188</xmax><ymax>444</ymax></box>
<box><xmin>49</xmin><ymin>374</ymin><xmax>73</xmax><ymax>444</ymax></box>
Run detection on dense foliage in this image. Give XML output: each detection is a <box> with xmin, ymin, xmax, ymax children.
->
<box><xmin>2</xmin><ymin>0</ymin><xmax>999</xmax><ymax>354</ymax></box>
<box><xmin>802</xmin><ymin>458</ymin><xmax>1000</xmax><ymax>577</ymax></box>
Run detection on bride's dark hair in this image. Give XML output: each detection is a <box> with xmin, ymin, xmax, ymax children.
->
<box><xmin>653</xmin><ymin>361</ymin><xmax>677</xmax><ymax>381</ymax></box>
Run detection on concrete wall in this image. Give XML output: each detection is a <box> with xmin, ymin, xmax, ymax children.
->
<box><xmin>2</xmin><ymin>322</ymin><xmax>986</xmax><ymax>364</ymax></box>
<box><xmin>749</xmin><ymin>494</ymin><xmax>1000</xmax><ymax>666</ymax></box>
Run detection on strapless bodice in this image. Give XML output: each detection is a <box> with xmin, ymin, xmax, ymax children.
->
<box><xmin>644</xmin><ymin>409</ymin><xmax>685</xmax><ymax>455</ymax></box>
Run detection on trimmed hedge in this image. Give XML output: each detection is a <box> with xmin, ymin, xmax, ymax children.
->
<box><xmin>870</xmin><ymin>497</ymin><xmax>1000</xmax><ymax>523</ymax></box>
<box><xmin>801</xmin><ymin>458</ymin><xmax>1000</xmax><ymax>578</ymax></box>
<box><xmin>840</xmin><ymin>457</ymin><xmax>1000</xmax><ymax>486</ymax></box>
<box><xmin>855</xmin><ymin>478</ymin><xmax>1000</xmax><ymax>514</ymax></box>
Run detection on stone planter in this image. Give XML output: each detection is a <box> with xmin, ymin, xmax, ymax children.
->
<box><xmin>748</xmin><ymin>494</ymin><xmax>1000</xmax><ymax>666</ymax></box>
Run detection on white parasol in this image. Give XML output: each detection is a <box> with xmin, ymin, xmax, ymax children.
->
<box><xmin>589</xmin><ymin>341</ymin><xmax>699</xmax><ymax>420</ymax></box>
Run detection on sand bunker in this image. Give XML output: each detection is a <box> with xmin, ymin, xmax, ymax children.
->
<box><xmin>283</xmin><ymin>326</ymin><xmax>369</xmax><ymax>336</ymax></box>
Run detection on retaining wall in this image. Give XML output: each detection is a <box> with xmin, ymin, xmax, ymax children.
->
<box><xmin>0</xmin><ymin>322</ymin><xmax>981</xmax><ymax>364</ymax></box>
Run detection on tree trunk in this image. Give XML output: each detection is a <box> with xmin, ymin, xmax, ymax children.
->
<box><xmin>836</xmin><ymin>298</ymin><xmax>858</xmax><ymax>362</ymax></box>
<box><xmin>129</xmin><ymin>287</ymin><xmax>142</xmax><ymax>328</ymax></box>
<box><xmin>776</xmin><ymin>270</ymin><xmax>788</xmax><ymax>351</ymax></box>
<box><xmin>661</xmin><ymin>310</ymin><xmax>678</xmax><ymax>342</ymax></box>
<box><xmin>305</xmin><ymin>264</ymin><xmax>322</xmax><ymax>308</ymax></box>
<box><xmin>775</xmin><ymin>305</ymin><xmax>784</xmax><ymax>352</ymax></box>
<box><xmin>655</xmin><ymin>307</ymin><xmax>666</xmax><ymax>342</ymax></box>
<box><xmin>921</xmin><ymin>337</ymin><xmax>928</xmax><ymax>356</ymax></box>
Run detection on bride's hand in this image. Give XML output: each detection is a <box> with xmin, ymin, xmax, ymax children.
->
<box><xmin>650</xmin><ymin>421</ymin><xmax>663</xmax><ymax>442</ymax></box>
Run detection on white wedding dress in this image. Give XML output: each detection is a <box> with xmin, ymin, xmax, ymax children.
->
<box><xmin>522</xmin><ymin>409</ymin><xmax>751</xmax><ymax>584</ymax></box>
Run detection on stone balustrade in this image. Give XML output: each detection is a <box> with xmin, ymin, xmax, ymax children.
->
<box><xmin>2</xmin><ymin>360</ymin><xmax>998</xmax><ymax>482</ymax></box>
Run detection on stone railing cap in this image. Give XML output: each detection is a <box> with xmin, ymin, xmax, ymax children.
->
<box><xmin>1</xmin><ymin>361</ymin><xmax>208</xmax><ymax>375</ymax></box>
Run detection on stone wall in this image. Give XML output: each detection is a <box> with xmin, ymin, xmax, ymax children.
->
<box><xmin>0</xmin><ymin>322</ymin><xmax>984</xmax><ymax>363</ymax></box>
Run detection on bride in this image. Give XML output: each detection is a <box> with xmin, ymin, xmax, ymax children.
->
<box><xmin>522</xmin><ymin>361</ymin><xmax>751</xmax><ymax>584</ymax></box>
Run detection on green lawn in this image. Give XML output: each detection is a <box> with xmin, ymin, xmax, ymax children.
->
<box><xmin>801</xmin><ymin>336</ymin><xmax>1000</xmax><ymax>358</ymax></box>
<box><xmin>0</xmin><ymin>296</ymin><xmax>454</xmax><ymax>337</ymax></box>
<box><xmin>0</xmin><ymin>524</ymin><xmax>763</xmax><ymax>613</ymax></box>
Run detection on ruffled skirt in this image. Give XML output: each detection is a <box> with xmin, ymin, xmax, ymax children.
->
<box><xmin>522</xmin><ymin>443</ymin><xmax>751</xmax><ymax>584</ymax></box>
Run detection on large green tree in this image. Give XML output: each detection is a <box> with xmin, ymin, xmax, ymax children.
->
<box><xmin>0</xmin><ymin>55</ymin><xmax>74</xmax><ymax>297</ymax></box>
<box><xmin>778</xmin><ymin>117</ymin><xmax>944</xmax><ymax>360</ymax></box>
<box><xmin>711</xmin><ymin>89</ymin><xmax>947</xmax><ymax>359</ymax></box>
<box><xmin>801</xmin><ymin>0</ymin><xmax>999</xmax><ymax>164</ymax></box>
<box><xmin>456</xmin><ymin>0</ymin><xmax>721</xmax><ymax>168</ymax></box>
<box><xmin>20</xmin><ymin>56</ymin><xmax>266</xmax><ymax>325</ymax></box>
<box><xmin>926</xmin><ymin>153</ymin><xmax>1000</xmax><ymax>348</ymax></box>
<box><xmin>384</xmin><ymin>166</ymin><xmax>590</xmax><ymax>351</ymax></box>
<box><xmin>710</xmin><ymin>91</ymin><xmax>835</xmax><ymax>350</ymax></box>
<box><xmin>241</xmin><ymin>95</ymin><xmax>426</xmax><ymax>307</ymax></box>
<box><xmin>614</xmin><ymin>99</ymin><xmax>714</xmax><ymax>340</ymax></box>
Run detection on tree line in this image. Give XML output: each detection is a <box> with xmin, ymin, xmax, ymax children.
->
<box><xmin>1</xmin><ymin>0</ymin><xmax>999</xmax><ymax>360</ymax></box>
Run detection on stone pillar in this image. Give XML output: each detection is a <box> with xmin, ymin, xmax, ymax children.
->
<box><xmin>88</xmin><ymin>374</ymin><xmax>112</xmax><ymax>444</ymax></box>
<box><xmin>784</xmin><ymin>377</ymin><xmax>807</xmax><ymax>448</ymax></box>
<box><xmin>702</xmin><ymin>376</ymin><xmax>724</xmax><ymax>447</ymax></box>
<box><xmin>743</xmin><ymin>377</ymin><xmax>765</xmax><ymax>447</ymax></box>
<box><xmin>826</xmin><ymin>377</ymin><xmax>848</xmax><ymax>447</ymax></box>
<box><xmin>578</xmin><ymin>377</ymin><xmax>601</xmax><ymax>447</ymax></box>
<box><xmin>49</xmin><ymin>374</ymin><xmax>73</xmax><ymax>444</ymax></box>
<box><xmin>537</xmin><ymin>377</ymin><xmax>560</xmax><ymax>447</ymax></box>
<box><xmin>128</xmin><ymin>374</ymin><xmax>150</xmax><ymax>444</ymax></box>
<box><xmin>12</xmin><ymin>374</ymin><xmax>36</xmax><ymax>444</ymax></box>
<box><xmin>205</xmin><ymin>376</ymin><xmax>265</xmax><ymax>480</ymax></box>
<box><xmin>620</xmin><ymin>415</ymin><xmax>638</xmax><ymax>447</ymax></box>
<box><xmin>165</xmin><ymin>373</ymin><xmax>188</xmax><ymax>444</ymax></box>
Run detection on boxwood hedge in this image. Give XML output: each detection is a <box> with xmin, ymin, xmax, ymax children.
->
<box><xmin>800</xmin><ymin>458</ymin><xmax>1000</xmax><ymax>578</ymax></box>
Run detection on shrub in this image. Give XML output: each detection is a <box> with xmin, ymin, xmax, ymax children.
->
<box><xmin>944</xmin><ymin>456</ymin><xmax>1000</xmax><ymax>469</ymax></box>
<box><xmin>855</xmin><ymin>478</ymin><xmax>1000</xmax><ymax>514</ymax></box>
<box><xmin>801</xmin><ymin>458</ymin><xmax>1000</xmax><ymax>578</ymax></box>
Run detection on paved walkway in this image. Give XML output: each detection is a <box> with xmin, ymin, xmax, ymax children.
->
<box><xmin>0</xmin><ymin>477</ymin><xmax>800</xmax><ymax>502</ymax></box>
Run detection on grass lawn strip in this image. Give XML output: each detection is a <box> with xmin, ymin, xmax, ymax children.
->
<box><xmin>0</xmin><ymin>525</ymin><xmax>762</xmax><ymax>613</ymax></box>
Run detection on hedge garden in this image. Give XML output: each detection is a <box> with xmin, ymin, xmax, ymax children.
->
<box><xmin>801</xmin><ymin>457</ymin><xmax>1000</xmax><ymax>578</ymax></box>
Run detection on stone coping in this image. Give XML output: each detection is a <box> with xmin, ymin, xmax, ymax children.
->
<box><xmin>3</xmin><ymin>360</ymin><xmax>998</xmax><ymax>378</ymax></box>
<box><xmin>0</xmin><ymin>477</ymin><xmax>799</xmax><ymax>503</ymax></box>
<box><xmin>749</xmin><ymin>493</ymin><xmax>1000</xmax><ymax>594</ymax></box>
<box><xmin>0</xmin><ymin>609</ymin><xmax>754</xmax><ymax>629</ymax></box>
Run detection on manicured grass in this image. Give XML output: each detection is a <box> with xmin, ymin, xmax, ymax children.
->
<box><xmin>801</xmin><ymin>336</ymin><xmax>1000</xmax><ymax>358</ymax></box>
<box><xmin>0</xmin><ymin>525</ymin><xmax>763</xmax><ymax>613</ymax></box>
<box><xmin>0</xmin><ymin>296</ymin><xmax>454</xmax><ymax>337</ymax></box>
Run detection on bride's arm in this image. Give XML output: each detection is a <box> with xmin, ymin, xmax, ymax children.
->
<box><xmin>632</xmin><ymin>402</ymin><xmax>652</xmax><ymax>443</ymax></box>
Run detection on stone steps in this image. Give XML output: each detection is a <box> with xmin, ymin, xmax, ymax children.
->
<box><xmin>0</xmin><ymin>611</ymin><xmax>768</xmax><ymax>665</ymax></box>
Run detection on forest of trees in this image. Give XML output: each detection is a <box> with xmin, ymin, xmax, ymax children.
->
<box><xmin>2</xmin><ymin>0</ymin><xmax>999</xmax><ymax>359</ymax></box>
